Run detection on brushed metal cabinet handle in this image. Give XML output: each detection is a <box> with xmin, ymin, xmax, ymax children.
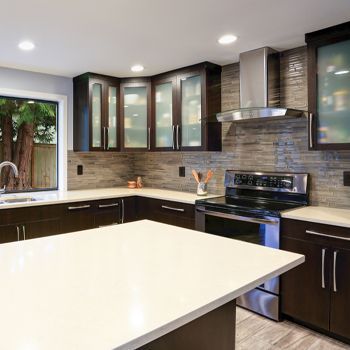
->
<box><xmin>333</xmin><ymin>250</ymin><xmax>338</xmax><ymax>292</ymax></box>
<box><xmin>172</xmin><ymin>125</ymin><xmax>175</xmax><ymax>150</ymax></box>
<box><xmin>22</xmin><ymin>225</ymin><xmax>26</xmax><ymax>240</ymax></box>
<box><xmin>176</xmin><ymin>125</ymin><xmax>180</xmax><ymax>150</ymax></box>
<box><xmin>148</xmin><ymin>127</ymin><xmax>151</xmax><ymax>151</ymax></box>
<box><xmin>16</xmin><ymin>226</ymin><xmax>20</xmax><ymax>241</ymax></box>
<box><xmin>121</xmin><ymin>199</ymin><xmax>124</xmax><ymax>224</ymax></box>
<box><xmin>68</xmin><ymin>204</ymin><xmax>91</xmax><ymax>210</ymax></box>
<box><xmin>161</xmin><ymin>205</ymin><xmax>185</xmax><ymax>212</ymax></box>
<box><xmin>321</xmin><ymin>248</ymin><xmax>326</xmax><ymax>289</ymax></box>
<box><xmin>103</xmin><ymin>127</ymin><xmax>106</xmax><ymax>150</ymax></box>
<box><xmin>306</xmin><ymin>230</ymin><xmax>350</xmax><ymax>241</ymax></box>
<box><xmin>309</xmin><ymin>113</ymin><xmax>313</xmax><ymax>149</ymax></box>
<box><xmin>98</xmin><ymin>203</ymin><xmax>119</xmax><ymax>208</ymax></box>
<box><xmin>106</xmin><ymin>127</ymin><xmax>109</xmax><ymax>150</ymax></box>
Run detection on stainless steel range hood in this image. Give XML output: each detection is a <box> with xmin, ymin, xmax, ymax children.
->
<box><xmin>217</xmin><ymin>47</ymin><xmax>307</xmax><ymax>122</ymax></box>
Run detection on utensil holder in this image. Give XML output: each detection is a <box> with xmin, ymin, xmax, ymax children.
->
<box><xmin>197</xmin><ymin>182</ymin><xmax>208</xmax><ymax>196</ymax></box>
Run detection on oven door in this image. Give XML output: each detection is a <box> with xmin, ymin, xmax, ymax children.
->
<box><xmin>195</xmin><ymin>205</ymin><xmax>280</xmax><ymax>294</ymax></box>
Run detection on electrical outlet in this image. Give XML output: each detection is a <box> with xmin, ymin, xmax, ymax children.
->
<box><xmin>344</xmin><ymin>171</ymin><xmax>350</xmax><ymax>186</ymax></box>
<box><xmin>179</xmin><ymin>166</ymin><xmax>185</xmax><ymax>177</ymax></box>
<box><xmin>77</xmin><ymin>165</ymin><xmax>83</xmax><ymax>175</ymax></box>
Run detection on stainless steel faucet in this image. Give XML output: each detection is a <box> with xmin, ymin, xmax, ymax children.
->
<box><xmin>0</xmin><ymin>161</ymin><xmax>19</xmax><ymax>193</ymax></box>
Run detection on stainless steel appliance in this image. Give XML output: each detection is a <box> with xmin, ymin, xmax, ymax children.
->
<box><xmin>216</xmin><ymin>47</ymin><xmax>307</xmax><ymax>122</ymax></box>
<box><xmin>195</xmin><ymin>170</ymin><xmax>309</xmax><ymax>321</ymax></box>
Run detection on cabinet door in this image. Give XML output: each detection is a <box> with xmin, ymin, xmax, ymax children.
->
<box><xmin>90</xmin><ymin>81</ymin><xmax>104</xmax><ymax>150</ymax></box>
<box><xmin>306</xmin><ymin>23</ymin><xmax>350</xmax><ymax>150</ymax></box>
<box><xmin>24</xmin><ymin>218</ymin><xmax>61</xmax><ymax>240</ymax></box>
<box><xmin>281</xmin><ymin>237</ymin><xmax>330</xmax><ymax>330</ymax></box>
<box><xmin>121</xmin><ymin>197</ymin><xmax>136</xmax><ymax>223</ymax></box>
<box><xmin>121</xmin><ymin>82</ymin><xmax>151</xmax><ymax>151</ymax></box>
<box><xmin>94</xmin><ymin>200</ymin><xmax>120</xmax><ymax>227</ymax></box>
<box><xmin>61</xmin><ymin>202</ymin><xmax>95</xmax><ymax>233</ymax></box>
<box><xmin>178</xmin><ymin>72</ymin><xmax>204</xmax><ymax>151</ymax></box>
<box><xmin>153</xmin><ymin>77</ymin><xmax>176</xmax><ymax>151</ymax></box>
<box><xmin>330</xmin><ymin>247</ymin><xmax>350</xmax><ymax>339</ymax></box>
<box><xmin>106</xmin><ymin>84</ymin><xmax>119</xmax><ymax>151</ymax></box>
<box><xmin>0</xmin><ymin>224</ymin><xmax>21</xmax><ymax>244</ymax></box>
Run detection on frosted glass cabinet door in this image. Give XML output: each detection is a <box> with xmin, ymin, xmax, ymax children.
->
<box><xmin>155</xmin><ymin>82</ymin><xmax>173</xmax><ymax>148</ymax></box>
<box><xmin>181</xmin><ymin>75</ymin><xmax>202</xmax><ymax>147</ymax></box>
<box><xmin>123</xmin><ymin>86</ymin><xmax>148</xmax><ymax>148</ymax></box>
<box><xmin>317</xmin><ymin>39</ymin><xmax>350</xmax><ymax>144</ymax></box>
<box><xmin>92</xmin><ymin>83</ymin><xmax>102</xmax><ymax>148</ymax></box>
<box><xmin>108</xmin><ymin>86</ymin><xmax>118</xmax><ymax>149</ymax></box>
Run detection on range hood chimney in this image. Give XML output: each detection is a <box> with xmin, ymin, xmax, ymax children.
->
<box><xmin>217</xmin><ymin>47</ymin><xmax>307</xmax><ymax>122</ymax></box>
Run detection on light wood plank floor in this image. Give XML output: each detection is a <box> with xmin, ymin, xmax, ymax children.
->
<box><xmin>236</xmin><ymin>307</ymin><xmax>350</xmax><ymax>350</ymax></box>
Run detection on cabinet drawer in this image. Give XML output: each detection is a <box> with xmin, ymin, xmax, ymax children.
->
<box><xmin>282</xmin><ymin>219</ymin><xmax>350</xmax><ymax>249</ymax></box>
<box><xmin>61</xmin><ymin>201</ymin><xmax>95</xmax><ymax>233</ymax></box>
<box><xmin>137</xmin><ymin>197</ymin><xmax>194</xmax><ymax>229</ymax></box>
<box><xmin>94</xmin><ymin>198</ymin><xmax>121</xmax><ymax>227</ymax></box>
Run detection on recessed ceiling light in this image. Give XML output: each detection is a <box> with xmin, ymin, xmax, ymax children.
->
<box><xmin>218</xmin><ymin>34</ymin><xmax>237</xmax><ymax>45</ymax></box>
<box><xmin>18</xmin><ymin>41</ymin><xmax>35</xmax><ymax>51</ymax></box>
<box><xmin>131</xmin><ymin>65</ymin><xmax>144</xmax><ymax>72</ymax></box>
<box><xmin>334</xmin><ymin>70</ymin><xmax>349</xmax><ymax>75</ymax></box>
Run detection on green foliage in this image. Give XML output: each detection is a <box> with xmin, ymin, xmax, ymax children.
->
<box><xmin>0</xmin><ymin>98</ymin><xmax>57</xmax><ymax>143</ymax></box>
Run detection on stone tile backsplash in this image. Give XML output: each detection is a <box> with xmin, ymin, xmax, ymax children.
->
<box><xmin>68</xmin><ymin>46</ymin><xmax>350</xmax><ymax>208</ymax></box>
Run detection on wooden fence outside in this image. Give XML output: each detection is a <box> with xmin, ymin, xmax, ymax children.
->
<box><xmin>0</xmin><ymin>143</ymin><xmax>57</xmax><ymax>189</ymax></box>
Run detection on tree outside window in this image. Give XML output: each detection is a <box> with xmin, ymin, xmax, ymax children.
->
<box><xmin>0</xmin><ymin>97</ymin><xmax>57</xmax><ymax>191</ymax></box>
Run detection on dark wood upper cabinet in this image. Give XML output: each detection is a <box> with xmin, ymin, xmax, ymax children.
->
<box><xmin>120</xmin><ymin>79</ymin><xmax>152</xmax><ymax>151</ymax></box>
<box><xmin>306</xmin><ymin>21</ymin><xmax>350</xmax><ymax>150</ymax></box>
<box><xmin>73</xmin><ymin>73</ymin><xmax>120</xmax><ymax>151</ymax></box>
<box><xmin>74</xmin><ymin>62</ymin><xmax>222</xmax><ymax>152</ymax></box>
<box><xmin>152</xmin><ymin>62</ymin><xmax>222</xmax><ymax>151</ymax></box>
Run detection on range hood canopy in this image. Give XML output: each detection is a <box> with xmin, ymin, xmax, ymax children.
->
<box><xmin>217</xmin><ymin>47</ymin><xmax>307</xmax><ymax>122</ymax></box>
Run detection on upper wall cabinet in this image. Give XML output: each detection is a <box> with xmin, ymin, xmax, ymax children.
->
<box><xmin>120</xmin><ymin>80</ymin><xmax>151</xmax><ymax>151</ymax></box>
<box><xmin>306</xmin><ymin>21</ymin><xmax>350</xmax><ymax>150</ymax></box>
<box><xmin>151</xmin><ymin>62</ymin><xmax>222</xmax><ymax>151</ymax></box>
<box><xmin>73</xmin><ymin>73</ymin><xmax>120</xmax><ymax>151</ymax></box>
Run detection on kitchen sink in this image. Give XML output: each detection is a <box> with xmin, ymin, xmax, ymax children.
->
<box><xmin>0</xmin><ymin>197</ymin><xmax>39</xmax><ymax>204</ymax></box>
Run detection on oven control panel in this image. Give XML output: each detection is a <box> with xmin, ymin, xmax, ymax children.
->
<box><xmin>234</xmin><ymin>174</ymin><xmax>293</xmax><ymax>189</ymax></box>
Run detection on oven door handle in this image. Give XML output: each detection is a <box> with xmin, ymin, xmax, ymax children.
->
<box><xmin>195</xmin><ymin>207</ymin><xmax>279</xmax><ymax>225</ymax></box>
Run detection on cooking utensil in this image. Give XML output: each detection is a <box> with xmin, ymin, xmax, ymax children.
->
<box><xmin>204</xmin><ymin>170</ymin><xmax>213</xmax><ymax>184</ymax></box>
<box><xmin>192</xmin><ymin>170</ymin><xmax>200</xmax><ymax>184</ymax></box>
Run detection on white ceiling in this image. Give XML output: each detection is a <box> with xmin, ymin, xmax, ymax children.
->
<box><xmin>1</xmin><ymin>0</ymin><xmax>350</xmax><ymax>78</ymax></box>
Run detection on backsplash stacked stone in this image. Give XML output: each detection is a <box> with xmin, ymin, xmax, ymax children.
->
<box><xmin>68</xmin><ymin>46</ymin><xmax>350</xmax><ymax>208</ymax></box>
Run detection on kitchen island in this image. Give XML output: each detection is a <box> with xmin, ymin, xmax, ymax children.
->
<box><xmin>0</xmin><ymin>220</ymin><xmax>304</xmax><ymax>349</ymax></box>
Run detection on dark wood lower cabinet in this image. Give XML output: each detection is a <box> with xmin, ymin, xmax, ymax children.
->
<box><xmin>281</xmin><ymin>218</ymin><xmax>350</xmax><ymax>343</ymax></box>
<box><xmin>136</xmin><ymin>197</ymin><xmax>195</xmax><ymax>229</ymax></box>
<box><xmin>137</xmin><ymin>300</ymin><xmax>236</xmax><ymax>350</ymax></box>
<box><xmin>330</xmin><ymin>247</ymin><xmax>350</xmax><ymax>339</ymax></box>
<box><xmin>0</xmin><ymin>196</ymin><xmax>194</xmax><ymax>244</ymax></box>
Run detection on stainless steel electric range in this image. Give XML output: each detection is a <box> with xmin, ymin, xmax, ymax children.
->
<box><xmin>195</xmin><ymin>170</ymin><xmax>309</xmax><ymax>321</ymax></box>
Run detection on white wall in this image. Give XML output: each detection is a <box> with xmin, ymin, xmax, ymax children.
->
<box><xmin>0</xmin><ymin>67</ymin><xmax>73</xmax><ymax>150</ymax></box>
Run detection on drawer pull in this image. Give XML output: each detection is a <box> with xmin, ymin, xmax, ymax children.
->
<box><xmin>161</xmin><ymin>205</ymin><xmax>185</xmax><ymax>212</ymax></box>
<box><xmin>68</xmin><ymin>205</ymin><xmax>91</xmax><ymax>210</ymax></box>
<box><xmin>98</xmin><ymin>203</ymin><xmax>119</xmax><ymax>208</ymax></box>
<box><xmin>321</xmin><ymin>248</ymin><xmax>326</xmax><ymax>289</ymax></box>
<box><xmin>306</xmin><ymin>230</ymin><xmax>350</xmax><ymax>241</ymax></box>
<box><xmin>22</xmin><ymin>225</ymin><xmax>26</xmax><ymax>240</ymax></box>
<box><xmin>333</xmin><ymin>250</ymin><xmax>338</xmax><ymax>293</ymax></box>
<box><xmin>16</xmin><ymin>226</ymin><xmax>20</xmax><ymax>241</ymax></box>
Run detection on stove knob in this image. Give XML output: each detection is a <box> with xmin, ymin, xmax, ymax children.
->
<box><xmin>248</xmin><ymin>181</ymin><xmax>253</xmax><ymax>185</ymax></box>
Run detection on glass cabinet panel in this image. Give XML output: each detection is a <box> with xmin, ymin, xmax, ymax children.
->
<box><xmin>181</xmin><ymin>75</ymin><xmax>201</xmax><ymax>147</ymax></box>
<box><xmin>123</xmin><ymin>86</ymin><xmax>148</xmax><ymax>148</ymax></box>
<box><xmin>92</xmin><ymin>83</ymin><xmax>102</xmax><ymax>148</ymax></box>
<box><xmin>317</xmin><ymin>39</ymin><xmax>350</xmax><ymax>144</ymax></box>
<box><xmin>155</xmin><ymin>82</ymin><xmax>173</xmax><ymax>148</ymax></box>
<box><xmin>108</xmin><ymin>86</ymin><xmax>117</xmax><ymax>148</ymax></box>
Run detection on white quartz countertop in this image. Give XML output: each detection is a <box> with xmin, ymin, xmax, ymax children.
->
<box><xmin>0</xmin><ymin>187</ymin><xmax>220</xmax><ymax>209</ymax></box>
<box><xmin>0</xmin><ymin>220</ymin><xmax>303</xmax><ymax>350</ymax></box>
<box><xmin>282</xmin><ymin>206</ymin><xmax>350</xmax><ymax>228</ymax></box>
